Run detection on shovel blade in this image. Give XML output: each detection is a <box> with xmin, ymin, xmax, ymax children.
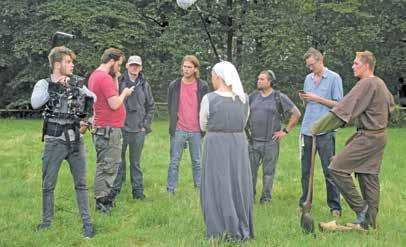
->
<box><xmin>301</xmin><ymin>212</ymin><xmax>314</xmax><ymax>234</ymax></box>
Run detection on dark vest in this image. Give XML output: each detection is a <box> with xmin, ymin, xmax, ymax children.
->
<box><xmin>207</xmin><ymin>93</ymin><xmax>249</xmax><ymax>132</ymax></box>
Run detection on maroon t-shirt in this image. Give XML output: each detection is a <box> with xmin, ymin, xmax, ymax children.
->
<box><xmin>88</xmin><ymin>70</ymin><xmax>126</xmax><ymax>128</ymax></box>
<box><xmin>176</xmin><ymin>80</ymin><xmax>200</xmax><ymax>132</ymax></box>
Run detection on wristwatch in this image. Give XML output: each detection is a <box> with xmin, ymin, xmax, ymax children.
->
<box><xmin>282</xmin><ymin>128</ymin><xmax>289</xmax><ymax>134</ymax></box>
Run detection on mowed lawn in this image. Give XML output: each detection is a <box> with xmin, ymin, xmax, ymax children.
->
<box><xmin>0</xmin><ymin>119</ymin><xmax>405</xmax><ymax>247</ymax></box>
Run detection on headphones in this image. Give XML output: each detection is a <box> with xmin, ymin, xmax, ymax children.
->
<box><xmin>267</xmin><ymin>69</ymin><xmax>276</xmax><ymax>85</ymax></box>
<box><xmin>108</xmin><ymin>53</ymin><xmax>119</xmax><ymax>61</ymax></box>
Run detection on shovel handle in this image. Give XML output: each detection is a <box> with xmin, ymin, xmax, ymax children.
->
<box><xmin>303</xmin><ymin>135</ymin><xmax>317</xmax><ymax>212</ymax></box>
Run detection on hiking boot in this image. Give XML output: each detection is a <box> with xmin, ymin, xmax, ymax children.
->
<box><xmin>83</xmin><ymin>223</ymin><xmax>94</xmax><ymax>239</ymax></box>
<box><xmin>36</xmin><ymin>222</ymin><xmax>51</xmax><ymax>231</ymax></box>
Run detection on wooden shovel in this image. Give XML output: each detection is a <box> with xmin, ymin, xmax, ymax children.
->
<box><xmin>300</xmin><ymin>135</ymin><xmax>317</xmax><ymax>234</ymax></box>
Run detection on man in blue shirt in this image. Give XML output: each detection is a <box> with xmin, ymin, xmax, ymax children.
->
<box><xmin>299</xmin><ymin>48</ymin><xmax>343</xmax><ymax>217</ymax></box>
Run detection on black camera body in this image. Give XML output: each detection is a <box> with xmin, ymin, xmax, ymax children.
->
<box><xmin>65</xmin><ymin>76</ymin><xmax>93</xmax><ymax>118</ymax></box>
<box><xmin>44</xmin><ymin>75</ymin><xmax>93</xmax><ymax>121</ymax></box>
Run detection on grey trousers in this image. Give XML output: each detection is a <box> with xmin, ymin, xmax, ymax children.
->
<box><xmin>112</xmin><ymin>130</ymin><xmax>146</xmax><ymax>197</ymax></box>
<box><xmin>249</xmin><ymin>140</ymin><xmax>279</xmax><ymax>201</ymax></box>
<box><xmin>330</xmin><ymin>169</ymin><xmax>379</xmax><ymax>228</ymax></box>
<box><xmin>41</xmin><ymin>138</ymin><xmax>92</xmax><ymax>225</ymax></box>
<box><xmin>93</xmin><ymin>128</ymin><xmax>122</xmax><ymax>199</ymax></box>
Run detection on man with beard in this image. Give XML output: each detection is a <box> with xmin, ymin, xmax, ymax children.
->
<box><xmin>31</xmin><ymin>46</ymin><xmax>95</xmax><ymax>238</ymax></box>
<box><xmin>246</xmin><ymin>70</ymin><xmax>301</xmax><ymax>204</ymax></box>
<box><xmin>111</xmin><ymin>55</ymin><xmax>155</xmax><ymax>200</ymax></box>
<box><xmin>88</xmin><ymin>48</ymin><xmax>134</xmax><ymax>213</ymax></box>
<box><xmin>313</xmin><ymin>51</ymin><xmax>395</xmax><ymax>230</ymax></box>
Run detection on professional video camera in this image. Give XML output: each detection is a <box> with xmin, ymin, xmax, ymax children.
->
<box><xmin>66</xmin><ymin>75</ymin><xmax>94</xmax><ymax>118</ymax></box>
<box><xmin>44</xmin><ymin>75</ymin><xmax>93</xmax><ymax>121</ymax></box>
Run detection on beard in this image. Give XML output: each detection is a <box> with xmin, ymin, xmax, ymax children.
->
<box><xmin>257</xmin><ymin>84</ymin><xmax>266</xmax><ymax>91</ymax></box>
<box><xmin>109</xmin><ymin>66</ymin><xmax>116</xmax><ymax>78</ymax></box>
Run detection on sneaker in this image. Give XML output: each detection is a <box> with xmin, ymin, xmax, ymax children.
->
<box><xmin>83</xmin><ymin>223</ymin><xmax>94</xmax><ymax>239</ymax></box>
<box><xmin>331</xmin><ymin>209</ymin><xmax>342</xmax><ymax>218</ymax></box>
<box><xmin>36</xmin><ymin>222</ymin><xmax>51</xmax><ymax>231</ymax></box>
<box><xmin>353</xmin><ymin>204</ymin><xmax>368</xmax><ymax>224</ymax></box>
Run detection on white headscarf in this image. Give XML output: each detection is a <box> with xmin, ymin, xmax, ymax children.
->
<box><xmin>212</xmin><ymin>61</ymin><xmax>246</xmax><ymax>104</ymax></box>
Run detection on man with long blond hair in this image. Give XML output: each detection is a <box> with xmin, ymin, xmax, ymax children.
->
<box><xmin>313</xmin><ymin>50</ymin><xmax>395</xmax><ymax>230</ymax></box>
<box><xmin>166</xmin><ymin>55</ymin><xmax>209</xmax><ymax>194</ymax></box>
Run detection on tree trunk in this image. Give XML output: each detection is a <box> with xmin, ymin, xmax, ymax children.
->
<box><xmin>226</xmin><ymin>0</ymin><xmax>233</xmax><ymax>62</ymax></box>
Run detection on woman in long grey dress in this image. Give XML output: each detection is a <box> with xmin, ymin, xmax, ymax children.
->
<box><xmin>199</xmin><ymin>61</ymin><xmax>254</xmax><ymax>240</ymax></box>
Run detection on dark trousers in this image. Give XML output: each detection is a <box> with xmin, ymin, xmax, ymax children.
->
<box><xmin>299</xmin><ymin>133</ymin><xmax>341</xmax><ymax>211</ymax></box>
<box><xmin>330</xmin><ymin>169</ymin><xmax>379</xmax><ymax>228</ymax></box>
<box><xmin>41</xmin><ymin>138</ymin><xmax>92</xmax><ymax>225</ymax></box>
<box><xmin>112</xmin><ymin>130</ymin><xmax>146</xmax><ymax>197</ymax></box>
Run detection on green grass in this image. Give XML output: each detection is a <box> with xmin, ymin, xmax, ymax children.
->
<box><xmin>0</xmin><ymin>119</ymin><xmax>405</xmax><ymax>246</ymax></box>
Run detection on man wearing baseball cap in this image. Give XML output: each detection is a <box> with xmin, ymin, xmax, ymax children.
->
<box><xmin>111</xmin><ymin>55</ymin><xmax>155</xmax><ymax>201</ymax></box>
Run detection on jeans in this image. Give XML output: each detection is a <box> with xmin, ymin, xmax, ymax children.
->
<box><xmin>112</xmin><ymin>130</ymin><xmax>146</xmax><ymax>197</ymax></box>
<box><xmin>41</xmin><ymin>138</ymin><xmax>92</xmax><ymax>225</ymax></box>
<box><xmin>299</xmin><ymin>132</ymin><xmax>341</xmax><ymax>211</ymax></box>
<box><xmin>167</xmin><ymin>129</ymin><xmax>201</xmax><ymax>192</ymax></box>
<box><xmin>249</xmin><ymin>140</ymin><xmax>279</xmax><ymax>201</ymax></box>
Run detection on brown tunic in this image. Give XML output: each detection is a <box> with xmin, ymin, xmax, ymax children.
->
<box><xmin>330</xmin><ymin>76</ymin><xmax>395</xmax><ymax>174</ymax></box>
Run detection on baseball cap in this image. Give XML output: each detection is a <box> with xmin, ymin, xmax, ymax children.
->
<box><xmin>127</xmin><ymin>55</ymin><xmax>142</xmax><ymax>65</ymax></box>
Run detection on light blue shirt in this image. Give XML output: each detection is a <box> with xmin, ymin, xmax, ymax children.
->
<box><xmin>300</xmin><ymin>67</ymin><xmax>343</xmax><ymax>136</ymax></box>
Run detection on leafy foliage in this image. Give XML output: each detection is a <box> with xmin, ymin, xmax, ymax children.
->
<box><xmin>0</xmin><ymin>0</ymin><xmax>404</xmax><ymax>108</ymax></box>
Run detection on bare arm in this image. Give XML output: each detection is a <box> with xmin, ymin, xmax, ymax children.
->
<box><xmin>285</xmin><ymin>106</ymin><xmax>301</xmax><ymax>132</ymax></box>
<box><xmin>107</xmin><ymin>86</ymin><xmax>134</xmax><ymax>110</ymax></box>
<box><xmin>272</xmin><ymin>106</ymin><xmax>301</xmax><ymax>141</ymax></box>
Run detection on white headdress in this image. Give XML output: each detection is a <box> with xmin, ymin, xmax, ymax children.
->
<box><xmin>212</xmin><ymin>61</ymin><xmax>246</xmax><ymax>104</ymax></box>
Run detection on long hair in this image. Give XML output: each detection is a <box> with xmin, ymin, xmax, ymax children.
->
<box><xmin>181</xmin><ymin>55</ymin><xmax>200</xmax><ymax>78</ymax></box>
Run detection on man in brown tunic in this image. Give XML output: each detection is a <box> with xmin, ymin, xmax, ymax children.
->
<box><xmin>312</xmin><ymin>50</ymin><xmax>395</xmax><ymax>230</ymax></box>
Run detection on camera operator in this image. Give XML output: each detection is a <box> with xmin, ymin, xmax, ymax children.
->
<box><xmin>31</xmin><ymin>46</ymin><xmax>95</xmax><ymax>238</ymax></box>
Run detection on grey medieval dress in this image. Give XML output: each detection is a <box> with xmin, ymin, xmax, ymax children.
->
<box><xmin>200</xmin><ymin>92</ymin><xmax>254</xmax><ymax>240</ymax></box>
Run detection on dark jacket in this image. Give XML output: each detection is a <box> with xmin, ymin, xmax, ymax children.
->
<box><xmin>167</xmin><ymin>78</ymin><xmax>209</xmax><ymax>136</ymax></box>
<box><xmin>119</xmin><ymin>71</ymin><xmax>155</xmax><ymax>133</ymax></box>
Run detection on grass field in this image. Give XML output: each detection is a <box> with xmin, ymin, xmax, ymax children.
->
<box><xmin>0</xmin><ymin>119</ymin><xmax>405</xmax><ymax>247</ymax></box>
